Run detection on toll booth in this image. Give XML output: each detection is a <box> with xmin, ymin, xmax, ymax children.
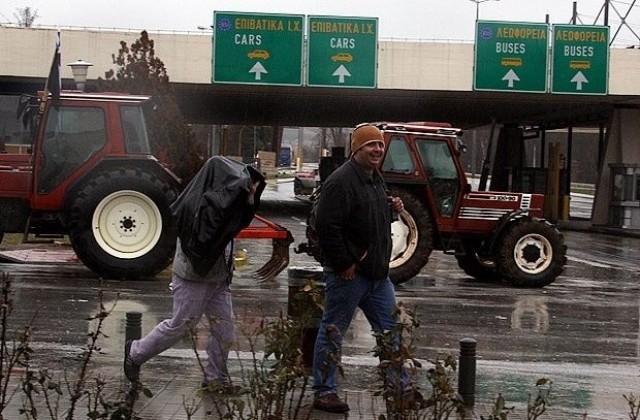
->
<box><xmin>608</xmin><ymin>163</ymin><xmax>640</xmax><ymax>229</ymax></box>
<box><xmin>505</xmin><ymin>142</ymin><xmax>568</xmax><ymax>222</ymax></box>
<box><xmin>509</xmin><ymin>167</ymin><xmax>568</xmax><ymax>196</ymax></box>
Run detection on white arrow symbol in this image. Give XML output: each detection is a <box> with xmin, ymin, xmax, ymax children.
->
<box><xmin>501</xmin><ymin>69</ymin><xmax>520</xmax><ymax>88</ymax></box>
<box><xmin>571</xmin><ymin>71</ymin><xmax>589</xmax><ymax>90</ymax></box>
<box><xmin>249</xmin><ymin>62</ymin><xmax>268</xmax><ymax>81</ymax></box>
<box><xmin>332</xmin><ymin>64</ymin><xmax>351</xmax><ymax>84</ymax></box>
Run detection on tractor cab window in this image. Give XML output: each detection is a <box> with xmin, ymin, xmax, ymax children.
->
<box><xmin>381</xmin><ymin>135</ymin><xmax>415</xmax><ymax>174</ymax></box>
<box><xmin>416</xmin><ymin>138</ymin><xmax>459</xmax><ymax>217</ymax></box>
<box><xmin>39</xmin><ymin>106</ymin><xmax>106</xmax><ymax>193</ymax></box>
<box><xmin>121</xmin><ymin>106</ymin><xmax>151</xmax><ymax>154</ymax></box>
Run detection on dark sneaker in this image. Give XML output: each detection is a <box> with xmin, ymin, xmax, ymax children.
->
<box><xmin>123</xmin><ymin>340</ymin><xmax>140</xmax><ymax>382</ymax></box>
<box><xmin>313</xmin><ymin>393</ymin><xmax>350</xmax><ymax>413</ymax></box>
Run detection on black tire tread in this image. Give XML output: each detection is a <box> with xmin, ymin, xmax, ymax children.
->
<box><xmin>67</xmin><ymin>167</ymin><xmax>177</xmax><ymax>280</ymax></box>
<box><xmin>455</xmin><ymin>245</ymin><xmax>499</xmax><ymax>281</ymax></box>
<box><xmin>388</xmin><ymin>189</ymin><xmax>434</xmax><ymax>284</ymax></box>
<box><xmin>496</xmin><ymin>217</ymin><xmax>566</xmax><ymax>288</ymax></box>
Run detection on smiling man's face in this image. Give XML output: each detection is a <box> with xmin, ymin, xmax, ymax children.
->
<box><xmin>353</xmin><ymin>140</ymin><xmax>385</xmax><ymax>171</ymax></box>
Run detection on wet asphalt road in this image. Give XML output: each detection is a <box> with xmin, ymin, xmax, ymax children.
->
<box><xmin>1</xmin><ymin>179</ymin><xmax>640</xmax><ymax>419</ymax></box>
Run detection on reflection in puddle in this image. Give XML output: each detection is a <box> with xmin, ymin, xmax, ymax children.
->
<box><xmin>511</xmin><ymin>296</ymin><xmax>549</xmax><ymax>332</ymax></box>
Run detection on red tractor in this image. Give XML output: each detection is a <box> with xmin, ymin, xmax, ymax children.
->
<box><xmin>0</xmin><ymin>91</ymin><xmax>291</xmax><ymax>280</ymax></box>
<box><xmin>296</xmin><ymin>122</ymin><xmax>567</xmax><ymax>288</ymax></box>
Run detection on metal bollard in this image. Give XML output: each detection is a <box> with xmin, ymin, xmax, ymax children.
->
<box><xmin>125</xmin><ymin>311</ymin><xmax>142</xmax><ymax>343</ymax></box>
<box><xmin>458</xmin><ymin>337</ymin><xmax>477</xmax><ymax>408</ymax></box>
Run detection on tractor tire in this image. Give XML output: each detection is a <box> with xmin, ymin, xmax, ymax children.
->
<box><xmin>455</xmin><ymin>243</ymin><xmax>499</xmax><ymax>281</ymax></box>
<box><xmin>67</xmin><ymin>168</ymin><xmax>177</xmax><ymax>280</ymax></box>
<box><xmin>495</xmin><ymin>217</ymin><xmax>566</xmax><ymax>288</ymax></box>
<box><xmin>388</xmin><ymin>190</ymin><xmax>434</xmax><ymax>284</ymax></box>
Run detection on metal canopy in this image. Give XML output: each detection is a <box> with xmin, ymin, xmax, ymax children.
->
<box><xmin>2</xmin><ymin>76</ymin><xmax>635</xmax><ymax>130</ymax></box>
<box><xmin>173</xmin><ymin>82</ymin><xmax>628</xmax><ymax>129</ymax></box>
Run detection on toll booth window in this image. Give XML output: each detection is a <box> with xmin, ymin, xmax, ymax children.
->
<box><xmin>416</xmin><ymin>138</ymin><xmax>459</xmax><ymax>217</ymax></box>
<box><xmin>381</xmin><ymin>135</ymin><xmax>415</xmax><ymax>173</ymax></box>
<box><xmin>121</xmin><ymin>106</ymin><xmax>151</xmax><ymax>154</ymax></box>
<box><xmin>39</xmin><ymin>106</ymin><xmax>106</xmax><ymax>193</ymax></box>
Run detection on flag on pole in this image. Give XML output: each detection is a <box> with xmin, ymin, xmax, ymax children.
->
<box><xmin>44</xmin><ymin>30</ymin><xmax>61</xmax><ymax>100</ymax></box>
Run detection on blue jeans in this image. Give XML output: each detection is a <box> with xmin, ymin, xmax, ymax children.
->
<box><xmin>312</xmin><ymin>271</ymin><xmax>409</xmax><ymax>395</ymax></box>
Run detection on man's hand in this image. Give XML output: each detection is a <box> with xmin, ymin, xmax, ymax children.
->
<box><xmin>247</xmin><ymin>180</ymin><xmax>259</xmax><ymax>205</ymax></box>
<box><xmin>389</xmin><ymin>196</ymin><xmax>404</xmax><ymax>213</ymax></box>
<box><xmin>339</xmin><ymin>264</ymin><xmax>357</xmax><ymax>280</ymax></box>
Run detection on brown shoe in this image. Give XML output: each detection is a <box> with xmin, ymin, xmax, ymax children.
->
<box><xmin>313</xmin><ymin>393</ymin><xmax>350</xmax><ymax>413</ymax></box>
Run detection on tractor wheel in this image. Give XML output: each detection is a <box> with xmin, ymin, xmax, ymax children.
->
<box><xmin>67</xmin><ymin>168</ymin><xmax>177</xmax><ymax>280</ymax></box>
<box><xmin>389</xmin><ymin>190</ymin><xmax>434</xmax><ymax>285</ymax></box>
<box><xmin>455</xmin><ymin>243</ymin><xmax>499</xmax><ymax>281</ymax></box>
<box><xmin>495</xmin><ymin>217</ymin><xmax>566</xmax><ymax>288</ymax></box>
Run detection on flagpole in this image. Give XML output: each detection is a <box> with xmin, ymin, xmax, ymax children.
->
<box><xmin>44</xmin><ymin>29</ymin><xmax>61</xmax><ymax>101</ymax></box>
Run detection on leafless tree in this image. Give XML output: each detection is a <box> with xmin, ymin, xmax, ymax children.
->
<box><xmin>14</xmin><ymin>7</ymin><xmax>39</xmax><ymax>27</ymax></box>
<box><xmin>306</xmin><ymin>127</ymin><xmax>349</xmax><ymax>161</ymax></box>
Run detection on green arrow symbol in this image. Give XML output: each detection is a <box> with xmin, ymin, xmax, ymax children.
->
<box><xmin>502</xmin><ymin>69</ymin><xmax>520</xmax><ymax>88</ymax></box>
<box><xmin>249</xmin><ymin>62</ymin><xmax>268</xmax><ymax>81</ymax></box>
<box><xmin>332</xmin><ymin>65</ymin><xmax>351</xmax><ymax>84</ymax></box>
<box><xmin>571</xmin><ymin>71</ymin><xmax>589</xmax><ymax>90</ymax></box>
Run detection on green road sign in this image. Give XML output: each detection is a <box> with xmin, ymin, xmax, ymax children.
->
<box><xmin>551</xmin><ymin>25</ymin><xmax>609</xmax><ymax>95</ymax></box>
<box><xmin>307</xmin><ymin>16</ymin><xmax>378</xmax><ymax>88</ymax></box>
<box><xmin>213</xmin><ymin>12</ymin><xmax>304</xmax><ymax>86</ymax></box>
<box><xmin>474</xmin><ymin>21</ymin><xmax>549</xmax><ymax>93</ymax></box>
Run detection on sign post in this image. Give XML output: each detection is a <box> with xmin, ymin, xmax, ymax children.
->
<box><xmin>306</xmin><ymin>16</ymin><xmax>378</xmax><ymax>88</ymax></box>
<box><xmin>213</xmin><ymin>11</ymin><xmax>304</xmax><ymax>86</ymax></box>
<box><xmin>474</xmin><ymin>21</ymin><xmax>549</xmax><ymax>93</ymax></box>
<box><xmin>551</xmin><ymin>25</ymin><xmax>609</xmax><ymax>95</ymax></box>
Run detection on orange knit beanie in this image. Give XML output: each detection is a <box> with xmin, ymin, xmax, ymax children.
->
<box><xmin>350</xmin><ymin>124</ymin><xmax>384</xmax><ymax>154</ymax></box>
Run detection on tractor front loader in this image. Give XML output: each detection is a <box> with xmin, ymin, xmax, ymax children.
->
<box><xmin>237</xmin><ymin>214</ymin><xmax>294</xmax><ymax>280</ymax></box>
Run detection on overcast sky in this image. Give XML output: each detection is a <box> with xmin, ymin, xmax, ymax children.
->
<box><xmin>2</xmin><ymin>0</ymin><xmax>640</xmax><ymax>46</ymax></box>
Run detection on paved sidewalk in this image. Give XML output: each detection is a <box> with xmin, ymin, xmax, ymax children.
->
<box><xmin>95</xmin><ymin>350</ymin><xmax>399</xmax><ymax>420</ymax></box>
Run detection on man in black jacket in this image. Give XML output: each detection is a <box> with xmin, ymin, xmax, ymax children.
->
<box><xmin>311</xmin><ymin>124</ymin><xmax>422</xmax><ymax>413</ymax></box>
<box><xmin>124</xmin><ymin>156</ymin><xmax>264</xmax><ymax>391</ymax></box>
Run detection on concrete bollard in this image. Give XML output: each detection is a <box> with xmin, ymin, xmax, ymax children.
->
<box><xmin>125</xmin><ymin>311</ymin><xmax>142</xmax><ymax>343</ymax></box>
<box><xmin>458</xmin><ymin>337</ymin><xmax>477</xmax><ymax>408</ymax></box>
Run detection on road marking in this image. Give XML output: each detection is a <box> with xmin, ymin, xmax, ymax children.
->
<box><xmin>567</xmin><ymin>256</ymin><xmax>612</xmax><ymax>268</ymax></box>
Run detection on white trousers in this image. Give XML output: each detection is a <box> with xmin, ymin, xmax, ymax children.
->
<box><xmin>130</xmin><ymin>274</ymin><xmax>235</xmax><ymax>384</ymax></box>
